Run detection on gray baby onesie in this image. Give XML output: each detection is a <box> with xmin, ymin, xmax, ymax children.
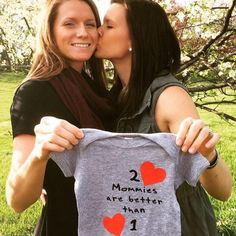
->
<box><xmin>50</xmin><ymin>128</ymin><xmax>209</xmax><ymax>236</ymax></box>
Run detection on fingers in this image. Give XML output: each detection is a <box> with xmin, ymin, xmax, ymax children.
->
<box><xmin>34</xmin><ymin>116</ymin><xmax>84</xmax><ymax>158</ymax></box>
<box><xmin>35</xmin><ymin>123</ymin><xmax>78</xmax><ymax>147</ymax></box>
<box><xmin>204</xmin><ymin>132</ymin><xmax>220</xmax><ymax>149</ymax></box>
<box><xmin>176</xmin><ymin>117</ymin><xmax>197</xmax><ymax>147</ymax></box>
<box><xmin>176</xmin><ymin>117</ymin><xmax>220</xmax><ymax>156</ymax></box>
<box><xmin>40</xmin><ymin>116</ymin><xmax>84</xmax><ymax>139</ymax></box>
<box><xmin>183</xmin><ymin>123</ymin><xmax>208</xmax><ymax>153</ymax></box>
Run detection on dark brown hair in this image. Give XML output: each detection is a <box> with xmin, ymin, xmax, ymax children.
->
<box><xmin>112</xmin><ymin>0</ymin><xmax>181</xmax><ymax>116</ymax></box>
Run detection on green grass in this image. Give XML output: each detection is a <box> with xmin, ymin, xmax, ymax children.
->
<box><xmin>0</xmin><ymin>72</ymin><xmax>235</xmax><ymax>235</ymax></box>
<box><xmin>198</xmin><ymin>107</ymin><xmax>236</xmax><ymax>235</ymax></box>
<box><xmin>0</xmin><ymin>72</ymin><xmax>41</xmax><ymax>236</ymax></box>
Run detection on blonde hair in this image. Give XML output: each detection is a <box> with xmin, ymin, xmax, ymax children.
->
<box><xmin>27</xmin><ymin>0</ymin><xmax>106</xmax><ymax>86</ymax></box>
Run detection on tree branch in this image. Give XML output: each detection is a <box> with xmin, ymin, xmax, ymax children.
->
<box><xmin>22</xmin><ymin>17</ymin><xmax>32</xmax><ymax>32</ymax></box>
<box><xmin>0</xmin><ymin>27</ymin><xmax>12</xmax><ymax>67</ymax></box>
<box><xmin>188</xmin><ymin>81</ymin><xmax>236</xmax><ymax>92</ymax></box>
<box><xmin>195</xmin><ymin>102</ymin><xmax>236</xmax><ymax>122</ymax></box>
<box><xmin>197</xmin><ymin>100</ymin><xmax>236</xmax><ymax>106</ymax></box>
<box><xmin>179</xmin><ymin>0</ymin><xmax>236</xmax><ymax>72</ymax></box>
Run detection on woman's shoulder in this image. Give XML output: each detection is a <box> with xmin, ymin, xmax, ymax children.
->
<box><xmin>152</xmin><ymin>73</ymin><xmax>185</xmax><ymax>90</ymax></box>
<box><xmin>13</xmin><ymin>78</ymin><xmax>56</xmax><ymax>101</ymax></box>
<box><xmin>149</xmin><ymin>73</ymin><xmax>188</xmax><ymax>101</ymax></box>
<box><xmin>16</xmin><ymin>79</ymin><xmax>51</xmax><ymax>93</ymax></box>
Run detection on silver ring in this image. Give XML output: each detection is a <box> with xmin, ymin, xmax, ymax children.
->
<box><xmin>209</xmin><ymin>129</ymin><xmax>214</xmax><ymax>136</ymax></box>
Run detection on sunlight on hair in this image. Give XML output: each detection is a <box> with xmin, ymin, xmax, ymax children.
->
<box><xmin>94</xmin><ymin>0</ymin><xmax>110</xmax><ymax>22</ymax></box>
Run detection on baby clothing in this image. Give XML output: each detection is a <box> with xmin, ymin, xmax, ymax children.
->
<box><xmin>50</xmin><ymin>128</ymin><xmax>209</xmax><ymax>236</ymax></box>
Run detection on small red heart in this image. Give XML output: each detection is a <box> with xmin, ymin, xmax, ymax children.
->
<box><xmin>103</xmin><ymin>213</ymin><xmax>125</xmax><ymax>236</ymax></box>
<box><xmin>140</xmin><ymin>161</ymin><xmax>166</xmax><ymax>186</ymax></box>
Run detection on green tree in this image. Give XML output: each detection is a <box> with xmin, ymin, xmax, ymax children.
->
<box><xmin>0</xmin><ymin>0</ymin><xmax>40</xmax><ymax>70</ymax></box>
<box><xmin>0</xmin><ymin>0</ymin><xmax>235</xmax><ymax>121</ymax></box>
<box><xmin>162</xmin><ymin>0</ymin><xmax>236</xmax><ymax>121</ymax></box>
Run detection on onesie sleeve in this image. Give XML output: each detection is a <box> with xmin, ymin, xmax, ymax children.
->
<box><xmin>175</xmin><ymin>151</ymin><xmax>209</xmax><ymax>189</ymax></box>
<box><xmin>50</xmin><ymin>146</ymin><xmax>80</xmax><ymax>177</ymax></box>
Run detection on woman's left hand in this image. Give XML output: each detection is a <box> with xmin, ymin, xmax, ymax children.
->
<box><xmin>175</xmin><ymin>117</ymin><xmax>220</xmax><ymax>160</ymax></box>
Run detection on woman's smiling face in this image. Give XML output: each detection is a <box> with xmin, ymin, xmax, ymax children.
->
<box><xmin>53</xmin><ymin>0</ymin><xmax>98</xmax><ymax>71</ymax></box>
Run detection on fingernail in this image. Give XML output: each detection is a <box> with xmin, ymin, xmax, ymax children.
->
<box><xmin>77</xmin><ymin>132</ymin><xmax>84</xmax><ymax>138</ymax></box>
<box><xmin>205</xmin><ymin>141</ymin><xmax>212</xmax><ymax>149</ymax></box>
<box><xmin>189</xmin><ymin>147</ymin><xmax>196</xmax><ymax>154</ymax></box>
<box><xmin>74</xmin><ymin>139</ymin><xmax>79</xmax><ymax>145</ymax></box>
<box><xmin>176</xmin><ymin>138</ymin><xmax>182</xmax><ymax>146</ymax></box>
<box><xmin>182</xmin><ymin>145</ymin><xmax>188</xmax><ymax>152</ymax></box>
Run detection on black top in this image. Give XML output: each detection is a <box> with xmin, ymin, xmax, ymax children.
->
<box><xmin>11</xmin><ymin>79</ymin><xmax>81</xmax><ymax>236</ymax></box>
<box><xmin>115</xmin><ymin>74</ymin><xmax>217</xmax><ymax>236</ymax></box>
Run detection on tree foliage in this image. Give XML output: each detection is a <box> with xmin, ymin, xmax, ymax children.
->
<box><xmin>0</xmin><ymin>0</ymin><xmax>235</xmax><ymax>121</ymax></box>
<box><xmin>0</xmin><ymin>0</ymin><xmax>40</xmax><ymax>70</ymax></box>
<box><xmin>161</xmin><ymin>0</ymin><xmax>236</xmax><ymax>122</ymax></box>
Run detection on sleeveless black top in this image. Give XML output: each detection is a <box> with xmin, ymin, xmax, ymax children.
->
<box><xmin>116</xmin><ymin>73</ymin><xmax>217</xmax><ymax>236</ymax></box>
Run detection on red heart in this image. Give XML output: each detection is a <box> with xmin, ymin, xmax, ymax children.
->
<box><xmin>103</xmin><ymin>213</ymin><xmax>125</xmax><ymax>236</ymax></box>
<box><xmin>140</xmin><ymin>161</ymin><xmax>166</xmax><ymax>186</ymax></box>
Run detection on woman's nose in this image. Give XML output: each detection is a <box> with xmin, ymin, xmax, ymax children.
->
<box><xmin>76</xmin><ymin>25</ymin><xmax>88</xmax><ymax>37</ymax></box>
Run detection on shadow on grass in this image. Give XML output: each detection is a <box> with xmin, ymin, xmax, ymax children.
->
<box><xmin>218</xmin><ymin>225</ymin><xmax>236</xmax><ymax>236</ymax></box>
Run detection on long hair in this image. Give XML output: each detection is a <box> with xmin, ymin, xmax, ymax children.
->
<box><xmin>27</xmin><ymin>0</ymin><xmax>106</xmax><ymax>88</ymax></box>
<box><xmin>111</xmin><ymin>0</ymin><xmax>181</xmax><ymax>116</ymax></box>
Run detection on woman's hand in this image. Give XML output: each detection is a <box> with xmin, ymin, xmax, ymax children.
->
<box><xmin>155</xmin><ymin>86</ymin><xmax>232</xmax><ymax>200</ymax></box>
<box><xmin>175</xmin><ymin>117</ymin><xmax>220</xmax><ymax>160</ymax></box>
<box><xmin>33</xmin><ymin>116</ymin><xmax>84</xmax><ymax>160</ymax></box>
<box><xmin>6</xmin><ymin>116</ymin><xmax>84</xmax><ymax>212</ymax></box>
